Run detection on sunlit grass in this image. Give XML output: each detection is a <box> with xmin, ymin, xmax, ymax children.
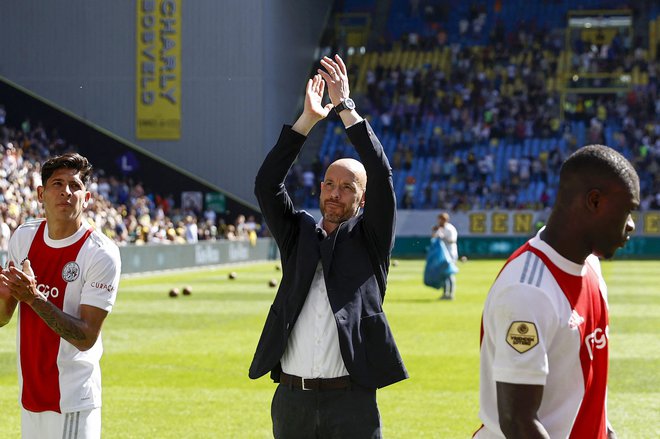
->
<box><xmin>0</xmin><ymin>259</ymin><xmax>657</xmax><ymax>438</ymax></box>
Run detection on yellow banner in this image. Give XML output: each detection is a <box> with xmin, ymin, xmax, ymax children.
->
<box><xmin>468</xmin><ymin>212</ymin><xmax>536</xmax><ymax>235</ymax></box>
<box><xmin>136</xmin><ymin>0</ymin><xmax>181</xmax><ymax>139</ymax></box>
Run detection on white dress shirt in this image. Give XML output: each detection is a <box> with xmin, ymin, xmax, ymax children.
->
<box><xmin>280</xmin><ymin>260</ymin><xmax>349</xmax><ymax>379</ymax></box>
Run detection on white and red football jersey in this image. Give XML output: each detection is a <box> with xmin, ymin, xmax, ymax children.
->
<box><xmin>475</xmin><ymin>231</ymin><xmax>609</xmax><ymax>439</ymax></box>
<box><xmin>8</xmin><ymin>219</ymin><xmax>121</xmax><ymax>413</ymax></box>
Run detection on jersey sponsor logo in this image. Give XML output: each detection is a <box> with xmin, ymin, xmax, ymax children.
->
<box><xmin>568</xmin><ymin>309</ymin><xmax>585</xmax><ymax>329</ymax></box>
<box><xmin>506</xmin><ymin>321</ymin><xmax>539</xmax><ymax>353</ymax></box>
<box><xmin>585</xmin><ymin>325</ymin><xmax>608</xmax><ymax>360</ymax></box>
<box><xmin>36</xmin><ymin>283</ymin><xmax>60</xmax><ymax>299</ymax></box>
<box><xmin>91</xmin><ymin>281</ymin><xmax>115</xmax><ymax>293</ymax></box>
<box><xmin>62</xmin><ymin>261</ymin><xmax>81</xmax><ymax>282</ymax></box>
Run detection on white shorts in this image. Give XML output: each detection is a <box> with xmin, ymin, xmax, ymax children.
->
<box><xmin>21</xmin><ymin>407</ymin><xmax>101</xmax><ymax>439</ymax></box>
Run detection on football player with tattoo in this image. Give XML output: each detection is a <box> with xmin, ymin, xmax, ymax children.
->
<box><xmin>0</xmin><ymin>152</ymin><xmax>121</xmax><ymax>439</ymax></box>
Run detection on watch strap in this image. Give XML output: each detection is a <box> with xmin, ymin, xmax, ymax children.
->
<box><xmin>333</xmin><ymin>98</ymin><xmax>354</xmax><ymax>115</ymax></box>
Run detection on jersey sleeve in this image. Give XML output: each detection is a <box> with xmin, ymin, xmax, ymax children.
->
<box><xmin>81</xmin><ymin>241</ymin><xmax>121</xmax><ymax>312</ymax></box>
<box><xmin>7</xmin><ymin>221</ymin><xmax>41</xmax><ymax>265</ymax></box>
<box><xmin>7</xmin><ymin>235</ymin><xmax>21</xmax><ymax>265</ymax></box>
<box><xmin>486</xmin><ymin>283</ymin><xmax>560</xmax><ymax>385</ymax></box>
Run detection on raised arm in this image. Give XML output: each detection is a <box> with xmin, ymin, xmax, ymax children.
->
<box><xmin>319</xmin><ymin>54</ymin><xmax>395</xmax><ymax>256</ymax></box>
<box><xmin>255</xmin><ymin>74</ymin><xmax>333</xmax><ymax>249</ymax></box>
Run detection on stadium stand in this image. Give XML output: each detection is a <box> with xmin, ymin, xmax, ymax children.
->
<box><xmin>0</xmin><ymin>112</ymin><xmax>261</xmax><ymax>250</ymax></box>
<box><xmin>290</xmin><ymin>0</ymin><xmax>660</xmax><ymax>212</ymax></box>
<box><xmin>1</xmin><ymin>1</ymin><xmax>658</xmax><ymax>251</ymax></box>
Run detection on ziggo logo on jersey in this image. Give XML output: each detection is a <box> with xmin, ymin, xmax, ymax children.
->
<box><xmin>36</xmin><ymin>284</ymin><xmax>60</xmax><ymax>299</ymax></box>
<box><xmin>585</xmin><ymin>325</ymin><xmax>608</xmax><ymax>360</ymax></box>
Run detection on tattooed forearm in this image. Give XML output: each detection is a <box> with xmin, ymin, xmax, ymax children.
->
<box><xmin>31</xmin><ymin>300</ymin><xmax>86</xmax><ymax>341</ymax></box>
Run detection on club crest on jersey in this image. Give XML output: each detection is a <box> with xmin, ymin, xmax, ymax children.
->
<box><xmin>62</xmin><ymin>261</ymin><xmax>80</xmax><ymax>282</ymax></box>
<box><xmin>506</xmin><ymin>321</ymin><xmax>539</xmax><ymax>353</ymax></box>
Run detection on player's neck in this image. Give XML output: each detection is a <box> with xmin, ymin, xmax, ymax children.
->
<box><xmin>46</xmin><ymin>218</ymin><xmax>83</xmax><ymax>240</ymax></box>
<box><xmin>540</xmin><ymin>221</ymin><xmax>589</xmax><ymax>265</ymax></box>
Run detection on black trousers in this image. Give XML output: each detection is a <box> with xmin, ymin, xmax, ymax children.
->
<box><xmin>271</xmin><ymin>383</ymin><xmax>382</xmax><ymax>439</ymax></box>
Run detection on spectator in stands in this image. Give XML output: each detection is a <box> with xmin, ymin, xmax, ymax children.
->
<box><xmin>223</xmin><ymin>224</ymin><xmax>237</xmax><ymax>240</ymax></box>
<box><xmin>198</xmin><ymin>219</ymin><xmax>218</xmax><ymax>241</ymax></box>
<box><xmin>234</xmin><ymin>214</ymin><xmax>249</xmax><ymax>241</ymax></box>
<box><xmin>184</xmin><ymin>215</ymin><xmax>198</xmax><ymax>243</ymax></box>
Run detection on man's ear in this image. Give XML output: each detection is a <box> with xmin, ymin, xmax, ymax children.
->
<box><xmin>586</xmin><ymin>188</ymin><xmax>602</xmax><ymax>212</ymax></box>
<box><xmin>359</xmin><ymin>191</ymin><xmax>366</xmax><ymax>208</ymax></box>
<box><xmin>37</xmin><ymin>186</ymin><xmax>44</xmax><ymax>203</ymax></box>
<box><xmin>83</xmin><ymin>191</ymin><xmax>92</xmax><ymax>208</ymax></box>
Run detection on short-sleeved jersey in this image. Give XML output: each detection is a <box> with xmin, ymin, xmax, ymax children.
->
<box><xmin>475</xmin><ymin>231</ymin><xmax>609</xmax><ymax>439</ymax></box>
<box><xmin>8</xmin><ymin>219</ymin><xmax>121</xmax><ymax>413</ymax></box>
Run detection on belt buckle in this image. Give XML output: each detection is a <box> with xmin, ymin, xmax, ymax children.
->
<box><xmin>301</xmin><ymin>377</ymin><xmax>311</xmax><ymax>391</ymax></box>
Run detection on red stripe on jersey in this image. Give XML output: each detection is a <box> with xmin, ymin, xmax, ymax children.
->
<box><xmin>526</xmin><ymin>245</ymin><xmax>608</xmax><ymax>439</ymax></box>
<box><xmin>20</xmin><ymin>222</ymin><xmax>93</xmax><ymax>413</ymax></box>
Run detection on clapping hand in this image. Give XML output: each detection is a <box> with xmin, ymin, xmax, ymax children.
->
<box><xmin>292</xmin><ymin>74</ymin><xmax>333</xmax><ymax>135</ymax></box>
<box><xmin>291</xmin><ymin>54</ymin><xmax>358</xmax><ymax>135</ymax></box>
<box><xmin>0</xmin><ymin>260</ymin><xmax>44</xmax><ymax>306</ymax></box>
<box><xmin>304</xmin><ymin>74</ymin><xmax>333</xmax><ymax>121</ymax></box>
<box><xmin>318</xmin><ymin>55</ymin><xmax>350</xmax><ymax>107</ymax></box>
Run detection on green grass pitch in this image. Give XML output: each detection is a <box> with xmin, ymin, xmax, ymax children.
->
<box><xmin>0</xmin><ymin>259</ymin><xmax>658</xmax><ymax>438</ymax></box>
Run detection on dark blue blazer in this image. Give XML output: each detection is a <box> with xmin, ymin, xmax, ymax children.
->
<box><xmin>249</xmin><ymin>120</ymin><xmax>408</xmax><ymax>389</ymax></box>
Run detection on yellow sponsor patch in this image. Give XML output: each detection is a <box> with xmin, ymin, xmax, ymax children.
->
<box><xmin>506</xmin><ymin>321</ymin><xmax>539</xmax><ymax>353</ymax></box>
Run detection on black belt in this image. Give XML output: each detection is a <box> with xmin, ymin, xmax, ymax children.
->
<box><xmin>280</xmin><ymin>372</ymin><xmax>352</xmax><ymax>391</ymax></box>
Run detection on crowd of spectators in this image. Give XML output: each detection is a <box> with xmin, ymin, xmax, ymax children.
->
<box><xmin>291</xmin><ymin>3</ymin><xmax>660</xmax><ymax>211</ymax></box>
<box><xmin>0</xmin><ymin>111</ymin><xmax>261</xmax><ymax>251</ymax></box>
<box><xmin>3</xmin><ymin>3</ymin><xmax>660</xmax><ymax>250</ymax></box>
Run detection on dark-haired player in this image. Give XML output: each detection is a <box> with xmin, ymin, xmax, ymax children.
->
<box><xmin>475</xmin><ymin>144</ymin><xmax>639</xmax><ymax>439</ymax></box>
<box><xmin>0</xmin><ymin>152</ymin><xmax>121</xmax><ymax>439</ymax></box>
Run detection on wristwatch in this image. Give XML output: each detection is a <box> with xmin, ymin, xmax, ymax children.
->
<box><xmin>333</xmin><ymin>98</ymin><xmax>355</xmax><ymax>114</ymax></box>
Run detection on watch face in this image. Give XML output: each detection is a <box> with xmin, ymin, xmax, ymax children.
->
<box><xmin>334</xmin><ymin>98</ymin><xmax>356</xmax><ymax>114</ymax></box>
